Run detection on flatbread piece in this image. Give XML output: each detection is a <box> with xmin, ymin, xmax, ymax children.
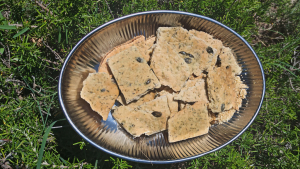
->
<box><xmin>80</xmin><ymin>72</ymin><xmax>119</xmax><ymax>121</ymax></box>
<box><xmin>108</xmin><ymin>46</ymin><xmax>161</xmax><ymax>104</ymax></box>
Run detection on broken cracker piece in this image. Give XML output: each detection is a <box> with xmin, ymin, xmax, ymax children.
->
<box><xmin>158</xmin><ymin>90</ymin><xmax>178</xmax><ymax>115</ymax></box>
<box><xmin>151</xmin><ymin>43</ymin><xmax>190</xmax><ymax>91</ymax></box>
<box><xmin>207</xmin><ymin>66</ymin><xmax>237</xmax><ymax>113</ymax></box>
<box><xmin>98</xmin><ymin>35</ymin><xmax>147</xmax><ymax>76</ymax></box>
<box><xmin>219</xmin><ymin>47</ymin><xmax>242</xmax><ymax>75</ymax></box>
<box><xmin>174</xmin><ymin>78</ymin><xmax>208</xmax><ymax>103</ymax></box>
<box><xmin>80</xmin><ymin>72</ymin><xmax>119</xmax><ymax>121</ymax></box>
<box><xmin>189</xmin><ymin>30</ymin><xmax>223</xmax><ymax>55</ymax></box>
<box><xmin>112</xmin><ymin>96</ymin><xmax>170</xmax><ymax>137</ymax></box>
<box><xmin>154</xmin><ymin>27</ymin><xmax>218</xmax><ymax>76</ymax></box>
<box><xmin>108</xmin><ymin>46</ymin><xmax>161</xmax><ymax>104</ymax></box>
<box><xmin>116</xmin><ymin>91</ymin><xmax>156</xmax><ymax>108</ymax></box>
<box><xmin>168</xmin><ymin>102</ymin><xmax>210</xmax><ymax>143</ymax></box>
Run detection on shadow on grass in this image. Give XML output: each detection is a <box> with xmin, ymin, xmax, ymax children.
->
<box><xmin>52</xmin><ymin>114</ymin><xmax>194</xmax><ymax>168</ymax></box>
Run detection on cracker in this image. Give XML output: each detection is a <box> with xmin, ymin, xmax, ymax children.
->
<box><xmin>108</xmin><ymin>46</ymin><xmax>161</xmax><ymax>104</ymax></box>
<box><xmin>233</xmin><ymin>76</ymin><xmax>248</xmax><ymax>110</ymax></box>
<box><xmin>208</xmin><ymin>109</ymin><xmax>236</xmax><ymax>125</ymax></box>
<box><xmin>150</xmin><ymin>43</ymin><xmax>190</xmax><ymax>91</ymax></box>
<box><xmin>145</xmin><ymin>36</ymin><xmax>156</xmax><ymax>58</ymax></box>
<box><xmin>116</xmin><ymin>91</ymin><xmax>156</xmax><ymax>108</ymax></box>
<box><xmin>168</xmin><ymin>102</ymin><xmax>209</xmax><ymax>143</ymax></box>
<box><xmin>218</xmin><ymin>109</ymin><xmax>236</xmax><ymax>123</ymax></box>
<box><xmin>80</xmin><ymin>72</ymin><xmax>119</xmax><ymax>121</ymax></box>
<box><xmin>219</xmin><ymin>47</ymin><xmax>242</xmax><ymax>75</ymax></box>
<box><xmin>154</xmin><ymin>27</ymin><xmax>218</xmax><ymax>77</ymax></box>
<box><xmin>207</xmin><ymin>66</ymin><xmax>237</xmax><ymax>113</ymax></box>
<box><xmin>98</xmin><ymin>35</ymin><xmax>148</xmax><ymax>76</ymax></box>
<box><xmin>174</xmin><ymin>78</ymin><xmax>208</xmax><ymax>103</ymax></box>
<box><xmin>158</xmin><ymin>90</ymin><xmax>178</xmax><ymax>115</ymax></box>
<box><xmin>189</xmin><ymin>30</ymin><xmax>223</xmax><ymax>55</ymax></box>
<box><xmin>112</xmin><ymin>96</ymin><xmax>170</xmax><ymax>137</ymax></box>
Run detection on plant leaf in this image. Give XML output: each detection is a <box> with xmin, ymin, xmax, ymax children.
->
<box><xmin>0</xmin><ymin>48</ymin><xmax>4</xmax><ymax>54</ymax></box>
<box><xmin>0</xmin><ymin>25</ymin><xmax>16</xmax><ymax>29</ymax></box>
<box><xmin>36</xmin><ymin>119</ymin><xmax>65</xmax><ymax>169</ymax></box>
<box><xmin>13</xmin><ymin>27</ymin><xmax>29</xmax><ymax>38</ymax></box>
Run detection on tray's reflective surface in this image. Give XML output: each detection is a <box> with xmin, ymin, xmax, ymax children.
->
<box><xmin>58</xmin><ymin>11</ymin><xmax>265</xmax><ymax>164</ymax></box>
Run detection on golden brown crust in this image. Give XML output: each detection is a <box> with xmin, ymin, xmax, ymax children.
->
<box><xmin>80</xmin><ymin>72</ymin><xmax>119</xmax><ymax>121</ymax></box>
<box><xmin>108</xmin><ymin>46</ymin><xmax>161</xmax><ymax>104</ymax></box>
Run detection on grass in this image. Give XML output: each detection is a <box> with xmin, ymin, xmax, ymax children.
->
<box><xmin>0</xmin><ymin>0</ymin><xmax>299</xmax><ymax>168</ymax></box>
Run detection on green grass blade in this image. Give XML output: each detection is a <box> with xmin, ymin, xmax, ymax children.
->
<box><xmin>272</xmin><ymin>63</ymin><xmax>299</xmax><ymax>79</ymax></box>
<box><xmin>94</xmin><ymin>160</ymin><xmax>98</xmax><ymax>169</ymax></box>
<box><xmin>13</xmin><ymin>27</ymin><xmax>29</xmax><ymax>38</ymax></box>
<box><xmin>66</xmin><ymin>27</ymin><xmax>68</xmax><ymax>44</ymax></box>
<box><xmin>58</xmin><ymin>27</ymin><xmax>61</xmax><ymax>43</ymax></box>
<box><xmin>272</xmin><ymin>37</ymin><xmax>300</xmax><ymax>57</ymax></box>
<box><xmin>36</xmin><ymin>120</ymin><xmax>58</xmax><ymax>169</ymax></box>
<box><xmin>0</xmin><ymin>48</ymin><xmax>4</xmax><ymax>54</ymax></box>
<box><xmin>0</xmin><ymin>25</ymin><xmax>16</xmax><ymax>29</ymax></box>
<box><xmin>0</xmin><ymin>11</ymin><xmax>8</xmax><ymax>25</ymax></box>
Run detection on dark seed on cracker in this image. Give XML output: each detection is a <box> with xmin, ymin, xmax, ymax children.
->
<box><xmin>179</xmin><ymin>51</ymin><xmax>186</xmax><ymax>55</ymax></box>
<box><xmin>184</xmin><ymin>58</ymin><xmax>192</xmax><ymax>64</ymax></box>
<box><xmin>145</xmin><ymin>79</ymin><xmax>151</xmax><ymax>85</ymax></box>
<box><xmin>136</xmin><ymin>57</ymin><xmax>143</xmax><ymax>63</ymax></box>
<box><xmin>221</xmin><ymin>103</ymin><xmax>225</xmax><ymax>112</ymax></box>
<box><xmin>226</xmin><ymin>66</ymin><xmax>230</xmax><ymax>69</ymax></box>
<box><xmin>101</xmin><ymin>88</ymin><xmax>106</xmax><ymax>92</ymax></box>
<box><xmin>187</xmin><ymin>53</ymin><xmax>194</xmax><ymax>58</ymax></box>
<box><xmin>216</xmin><ymin>56</ymin><xmax>221</xmax><ymax>67</ymax></box>
<box><xmin>152</xmin><ymin>111</ymin><xmax>162</xmax><ymax>117</ymax></box>
<box><xmin>206</xmin><ymin>46</ymin><xmax>213</xmax><ymax>54</ymax></box>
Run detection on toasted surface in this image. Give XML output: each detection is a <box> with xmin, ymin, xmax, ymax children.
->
<box><xmin>219</xmin><ymin>47</ymin><xmax>242</xmax><ymax>75</ymax></box>
<box><xmin>145</xmin><ymin>36</ymin><xmax>156</xmax><ymax>59</ymax></box>
<box><xmin>154</xmin><ymin>27</ymin><xmax>218</xmax><ymax>76</ymax></box>
<box><xmin>189</xmin><ymin>30</ymin><xmax>223</xmax><ymax>55</ymax></box>
<box><xmin>98</xmin><ymin>35</ymin><xmax>147</xmax><ymax>76</ymax></box>
<box><xmin>158</xmin><ymin>90</ymin><xmax>178</xmax><ymax>115</ymax></box>
<box><xmin>208</xmin><ymin>109</ymin><xmax>236</xmax><ymax>125</ymax></box>
<box><xmin>80</xmin><ymin>72</ymin><xmax>119</xmax><ymax>121</ymax></box>
<box><xmin>218</xmin><ymin>109</ymin><xmax>236</xmax><ymax>123</ymax></box>
<box><xmin>108</xmin><ymin>46</ymin><xmax>161</xmax><ymax>104</ymax></box>
<box><xmin>151</xmin><ymin>42</ymin><xmax>190</xmax><ymax>91</ymax></box>
<box><xmin>207</xmin><ymin>66</ymin><xmax>237</xmax><ymax>113</ymax></box>
<box><xmin>116</xmin><ymin>91</ymin><xmax>156</xmax><ymax>108</ymax></box>
<box><xmin>174</xmin><ymin>78</ymin><xmax>208</xmax><ymax>103</ymax></box>
<box><xmin>112</xmin><ymin>96</ymin><xmax>170</xmax><ymax>137</ymax></box>
<box><xmin>168</xmin><ymin>102</ymin><xmax>210</xmax><ymax>143</ymax></box>
<box><xmin>233</xmin><ymin>76</ymin><xmax>248</xmax><ymax>110</ymax></box>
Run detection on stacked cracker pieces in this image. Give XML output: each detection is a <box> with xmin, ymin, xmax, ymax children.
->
<box><xmin>80</xmin><ymin>27</ymin><xmax>248</xmax><ymax>143</ymax></box>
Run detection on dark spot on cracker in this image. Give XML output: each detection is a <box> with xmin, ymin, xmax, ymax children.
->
<box><xmin>216</xmin><ymin>56</ymin><xmax>221</xmax><ymax>67</ymax></box>
<box><xmin>136</xmin><ymin>57</ymin><xmax>143</xmax><ymax>63</ymax></box>
<box><xmin>206</xmin><ymin>46</ymin><xmax>213</xmax><ymax>54</ymax></box>
<box><xmin>187</xmin><ymin>53</ymin><xmax>194</xmax><ymax>58</ymax></box>
<box><xmin>221</xmin><ymin>103</ymin><xmax>225</xmax><ymax>112</ymax></box>
<box><xmin>152</xmin><ymin>111</ymin><xmax>162</xmax><ymax>117</ymax></box>
<box><xmin>179</xmin><ymin>51</ymin><xmax>186</xmax><ymax>55</ymax></box>
<box><xmin>226</xmin><ymin>66</ymin><xmax>230</xmax><ymax>69</ymax></box>
<box><xmin>210</xmin><ymin>120</ymin><xmax>219</xmax><ymax>125</ymax></box>
<box><xmin>145</xmin><ymin>79</ymin><xmax>151</xmax><ymax>85</ymax></box>
<box><xmin>184</xmin><ymin>58</ymin><xmax>192</xmax><ymax>64</ymax></box>
<box><xmin>101</xmin><ymin>88</ymin><xmax>106</xmax><ymax>92</ymax></box>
